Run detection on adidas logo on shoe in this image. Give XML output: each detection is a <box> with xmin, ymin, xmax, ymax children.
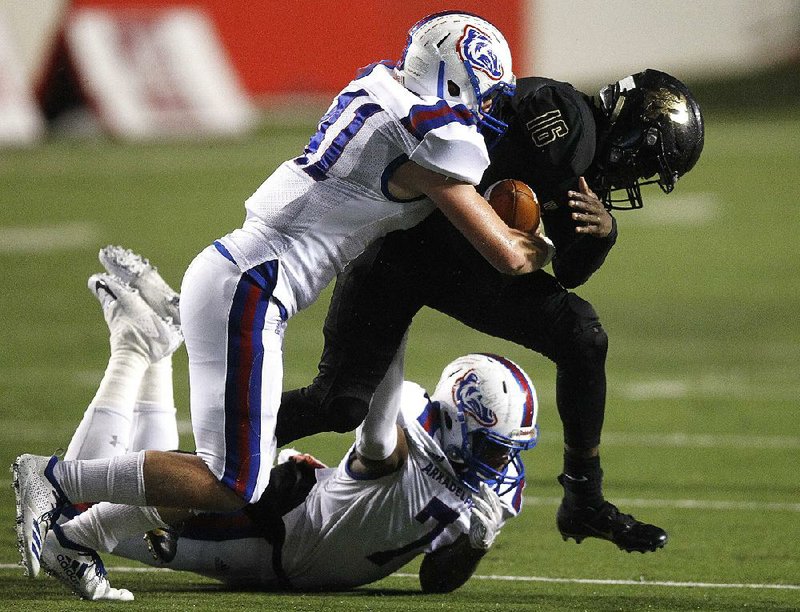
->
<box><xmin>54</xmin><ymin>552</ymin><xmax>90</xmax><ymax>587</ymax></box>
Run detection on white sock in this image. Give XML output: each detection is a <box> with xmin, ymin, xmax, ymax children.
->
<box><xmin>65</xmin><ymin>407</ymin><xmax>133</xmax><ymax>460</ymax></box>
<box><xmin>53</xmin><ymin>450</ymin><xmax>148</xmax><ymax>506</ymax></box>
<box><xmin>136</xmin><ymin>356</ymin><xmax>174</xmax><ymax>406</ymax></box>
<box><xmin>130</xmin><ymin>357</ymin><xmax>179</xmax><ymax>451</ymax></box>
<box><xmin>65</xmin><ymin>349</ymin><xmax>150</xmax><ymax>460</ymax></box>
<box><xmin>131</xmin><ymin>403</ymin><xmax>179</xmax><ymax>452</ymax></box>
<box><xmin>61</xmin><ymin>503</ymin><xmax>168</xmax><ymax>553</ymax></box>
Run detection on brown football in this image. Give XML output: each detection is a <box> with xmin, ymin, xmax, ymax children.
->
<box><xmin>484</xmin><ymin>179</ymin><xmax>541</xmax><ymax>232</ymax></box>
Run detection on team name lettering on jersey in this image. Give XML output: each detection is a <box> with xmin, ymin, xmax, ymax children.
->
<box><xmin>420</xmin><ymin>461</ymin><xmax>471</xmax><ymax>504</ymax></box>
<box><xmin>526</xmin><ymin>109</ymin><xmax>569</xmax><ymax>147</ymax></box>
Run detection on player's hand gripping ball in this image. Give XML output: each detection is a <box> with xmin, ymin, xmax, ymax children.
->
<box><xmin>484</xmin><ymin>179</ymin><xmax>541</xmax><ymax>232</ymax></box>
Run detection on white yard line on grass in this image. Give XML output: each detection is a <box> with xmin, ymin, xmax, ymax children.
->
<box><xmin>0</xmin><ymin>222</ymin><xmax>100</xmax><ymax>253</ymax></box>
<box><xmin>522</xmin><ymin>496</ymin><xmax>800</xmax><ymax>512</ymax></box>
<box><xmin>1</xmin><ymin>563</ymin><xmax>796</xmax><ymax>590</ymax></box>
<box><xmin>621</xmin><ymin>378</ymin><xmax>800</xmax><ymax>402</ymax></box>
<box><xmin>395</xmin><ymin>573</ymin><xmax>800</xmax><ymax>591</ymax></box>
<box><xmin>622</xmin><ymin>192</ymin><xmax>719</xmax><ymax>226</ymax></box>
<box><xmin>601</xmin><ymin>431</ymin><xmax>800</xmax><ymax>449</ymax></box>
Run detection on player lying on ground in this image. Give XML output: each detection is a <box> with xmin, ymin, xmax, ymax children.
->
<box><xmin>14</xmin><ymin>248</ymin><xmax>539</xmax><ymax>600</ymax></box>
<box><xmin>275</xmin><ymin>69</ymin><xmax>705</xmax><ymax>554</ymax></box>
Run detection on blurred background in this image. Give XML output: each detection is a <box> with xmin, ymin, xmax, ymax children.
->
<box><xmin>1</xmin><ymin>2</ymin><xmax>799</xmax><ymax>608</ymax></box>
<box><xmin>2</xmin><ymin>0</ymin><xmax>799</xmax><ymax>142</ymax></box>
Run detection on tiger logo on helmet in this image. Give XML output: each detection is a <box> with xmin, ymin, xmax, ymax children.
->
<box><xmin>458</xmin><ymin>25</ymin><xmax>504</xmax><ymax>81</ymax></box>
<box><xmin>432</xmin><ymin>353</ymin><xmax>539</xmax><ymax>494</ymax></box>
<box><xmin>453</xmin><ymin>370</ymin><xmax>499</xmax><ymax>427</ymax></box>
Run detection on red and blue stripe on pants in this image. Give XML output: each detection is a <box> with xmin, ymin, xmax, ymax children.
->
<box><xmin>214</xmin><ymin>241</ymin><xmax>286</xmax><ymax>501</ymax></box>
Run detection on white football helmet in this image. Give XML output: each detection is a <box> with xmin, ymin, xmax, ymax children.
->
<box><xmin>396</xmin><ymin>11</ymin><xmax>516</xmax><ymax>137</ymax></box>
<box><xmin>431</xmin><ymin>354</ymin><xmax>538</xmax><ymax>494</ymax></box>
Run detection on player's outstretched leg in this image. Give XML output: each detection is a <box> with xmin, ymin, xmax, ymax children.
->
<box><xmin>12</xmin><ymin>454</ymin><xmax>70</xmax><ymax>578</ymax></box>
<box><xmin>41</xmin><ymin>521</ymin><xmax>133</xmax><ymax>601</ymax></box>
<box><xmin>556</xmin><ymin>474</ymin><xmax>668</xmax><ymax>553</ymax></box>
<box><xmin>98</xmin><ymin>245</ymin><xmax>180</xmax><ymax>325</ymax></box>
<box><xmin>88</xmin><ymin>272</ymin><xmax>183</xmax><ymax>562</ymax></box>
<box><xmin>89</xmin><ymin>273</ymin><xmax>182</xmax><ymax>363</ymax></box>
<box><xmin>64</xmin><ymin>274</ymin><xmax>178</xmax><ymax>463</ymax></box>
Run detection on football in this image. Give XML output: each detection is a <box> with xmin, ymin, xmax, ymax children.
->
<box><xmin>484</xmin><ymin>179</ymin><xmax>541</xmax><ymax>232</ymax></box>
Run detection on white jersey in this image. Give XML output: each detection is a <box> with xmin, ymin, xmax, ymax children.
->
<box><xmin>280</xmin><ymin>381</ymin><xmax>523</xmax><ymax>590</ymax></box>
<box><xmin>111</xmin><ymin>382</ymin><xmax>525</xmax><ymax>590</ymax></box>
<box><xmin>217</xmin><ymin>62</ymin><xmax>490</xmax><ymax>315</ymax></box>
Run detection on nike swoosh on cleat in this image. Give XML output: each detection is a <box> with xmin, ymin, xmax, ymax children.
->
<box><xmin>94</xmin><ymin>280</ymin><xmax>118</xmax><ymax>300</ymax></box>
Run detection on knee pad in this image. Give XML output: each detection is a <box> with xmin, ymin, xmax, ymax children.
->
<box><xmin>574</xmin><ymin>322</ymin><xmax>608</xmax><ymax>364</ymax></box>
<box><xmin>552</xmin><ymin>294</ymin><xmax>608</xmax><ymax>368</ymax></box>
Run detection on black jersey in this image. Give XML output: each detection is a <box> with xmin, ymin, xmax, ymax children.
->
<box><xmin>484</xmin><ymin>77</ymin><xmax>617</xmax><ymax>287</ymax></box>
<box><xmin>481</xmin><ymin>77</ymin><xmax>597</xmax><ymax>205</ymax></box>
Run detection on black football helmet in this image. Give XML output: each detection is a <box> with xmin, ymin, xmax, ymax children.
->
<box><xmin>590</xmin><ymin>69</ymin><xmax>704</xmax><ymax>209</ymax></box>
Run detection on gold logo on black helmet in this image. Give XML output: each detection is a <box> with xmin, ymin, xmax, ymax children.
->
<box><xmin>644</xmin><ymin>88</ymin><xmax>689</xmax><ymax>125</ymax></box>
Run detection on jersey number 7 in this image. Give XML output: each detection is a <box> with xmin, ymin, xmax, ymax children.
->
<box><xmin>366</xmin><ymin>497</ymin><xmax>459</xmax><ymax>566</ymax></box>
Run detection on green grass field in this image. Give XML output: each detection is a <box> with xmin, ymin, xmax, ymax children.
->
<box><xmin>1</xmin><ymin>105</ymin><xmax>799</xmax><ymax>610</ymax></box>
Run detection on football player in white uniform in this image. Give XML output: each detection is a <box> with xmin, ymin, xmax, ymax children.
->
<box><xmin>14</xmin><ymin>10</ymin><xmax>555</xmax><ymax>586</ymax></box>
<box><xmin>24</xmin><ymin>249</ymin><xmax>538</xmax><ymax>599</ymax></box>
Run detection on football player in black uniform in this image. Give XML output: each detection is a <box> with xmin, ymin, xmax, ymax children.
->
<box><xmin>275</xmin><ymin>69</ymin><xmax>705</xmax><ymax>554</ymax></box>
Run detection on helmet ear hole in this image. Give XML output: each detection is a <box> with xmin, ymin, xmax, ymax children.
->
<box><xmin>444</xmin><ymin>412</ymin><xmax>453</xmax><ymax>430</ymax></box>
<box><xmin>447</xmin><ymin>80</ymin><xmax>461</xmax><ymax>97</ymax></box>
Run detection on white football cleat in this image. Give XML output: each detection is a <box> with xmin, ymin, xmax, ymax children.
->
<box><xmin>41</xmin><ymin>523</ymin><xmax>134</xmax><ymax>601</ymax></box>
<box><xmin>89</xmin><ymin>273</ymin><xmax>183</xmax><ymax>363</ymax></box>
<box><xmin>12</xmin><ymin>454</ymin><xmax>68</xmax><ymax>578</ymax></box>
<box><xmin>98</xmin><ymin>245</ymin><xmax>180</xmax><ymax>325</ymax></box>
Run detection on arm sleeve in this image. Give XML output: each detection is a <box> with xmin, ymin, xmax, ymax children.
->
<box><xmin>354</xmin><ymin>333</ymin><xmax>408</xmax><ymax>461</ymax></box>
<box><xmin>546</xmin><ymin>211</ymin><xmax>618</xmax><ymax>288</ymax></box>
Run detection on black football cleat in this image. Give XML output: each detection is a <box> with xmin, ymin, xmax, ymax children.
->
<box><xmin>556</xmin><ymin>500</ymin><xmax>668</xmax><ymax>553</ymax></box>
<box><xmin>144</xmin><ymin>528</ymin><xmax>179</xmax><ymax>564</ymax></box>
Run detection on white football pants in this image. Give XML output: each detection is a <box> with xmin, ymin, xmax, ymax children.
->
<box><xmin>180</xmin><ymin>243</ymin><xmax>287</xmax><ymax>504</ymax></box>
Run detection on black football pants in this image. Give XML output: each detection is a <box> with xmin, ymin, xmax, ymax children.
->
<box><xmin>278</xmin><ymin>218</ymin><xmax>608</xmax><ymax>451</ymax></box>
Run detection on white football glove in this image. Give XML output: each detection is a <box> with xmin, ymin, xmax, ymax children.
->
<box><xmin>468</xmin><ymin>482</ymin><xmax>505</xmax><ymax>550</ymax></box>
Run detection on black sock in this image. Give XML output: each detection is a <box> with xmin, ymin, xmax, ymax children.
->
<box><xmin>559</xmin><ymin>453</ymin><xmax>604</xmax><ymax>508</ymax></box>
